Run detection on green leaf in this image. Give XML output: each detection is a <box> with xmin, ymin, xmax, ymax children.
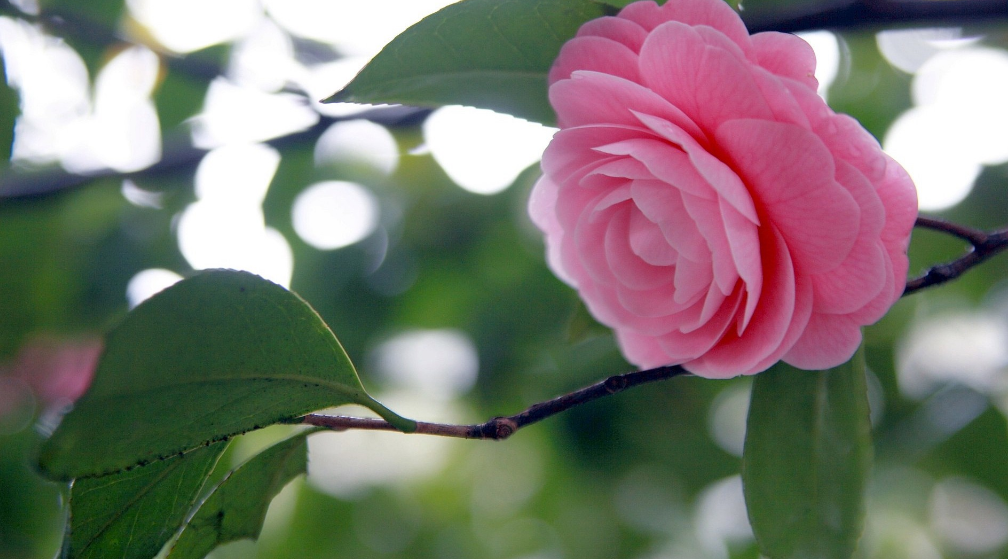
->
<box><xmin>39</xmin><ymin>270</ymin><xmax>414</xmax><ymax>480</ymax></box>
<box><xmin>168</xmin><ymin>431</ymin><xmax>311</xmax><ymax>559</ymax></box>
<box><xmin>64</xmin><ymin>440</ymin><xmax>228</xmax><ymax>559</ymax></box>
<box><xmin>325</xmin><ymin>0</ymin><xmax>613</xmax><ymax>125</ymax></box>
<box><xmin>742</xmin><ymin>346</ymin><xmax>872</xmax><ymax>559</ymax></box>
<box><xmin>1</xmin><ymin>54</ymin><xmax>18</xmax><ymax>163</ymax></box>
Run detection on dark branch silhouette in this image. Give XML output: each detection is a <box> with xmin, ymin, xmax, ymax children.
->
<box><xmin>743</xmin><ymin>0</ymin><xmax>1008</xmax><ymax>34</ymax></box>
<box><xmin>2</xmin><ymin>0</ymin><xmax>1008</xmax><ymax>201</ymax></box>
<box><xmin>903</xmin><ymin>216</ymin><xmax>1008</xmax><ymax>296</ymax></box>
<box><xmin>0</xmin><ymin>106</ymin><xmax>429</xmax><ymax>201</ymax></box>
<box><xmin>303</xmin><ymin>365</ymin><xmax>688</xmax><ymax>439</ymax></box>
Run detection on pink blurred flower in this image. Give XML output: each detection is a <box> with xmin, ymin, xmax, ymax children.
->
<box><xmin>3</xmin><ymin>336</ymin><xmax>101</xmax><ymax>415</ymax></box>
<box><xmin>529</xmin><ymin>0</ymin><xmax>917</xmax><ymax>377</ymax></box>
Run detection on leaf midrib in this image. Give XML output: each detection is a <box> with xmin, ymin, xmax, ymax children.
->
<box><xmin>808</xmin><ymin>372</ymin><xmax>830</xmax><ymax>556</ymax></box>
<box><xmin>89</xmin><ymin>374</ymin><xmax>364</xmax><ymax>401</ymax></box>
<box><xmin>344</xmin><ymin>69</ymin><xmax>546</xmax><ymax>92</ymax></box>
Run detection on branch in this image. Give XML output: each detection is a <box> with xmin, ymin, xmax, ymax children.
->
<box><xmin>743</xmin><ymin>0</ymin><xmax>1008</xmax><ymax>34</ymax></box>
<box><xmin>0</xmin><ymin>106</ymin><xmax>430</xmax><ymax>202</ymax></box>
<box><xmin>0</xmin><ymin>0</ymin><xmax>228</xmax><ymax>82</ymax></box>
<box><xmin>903</xmin><ymin>216</ymin><xmax>1008</xmax><ymax>296</ymax></box>
<box><xmin>307</xmin><ymin>215</ymin><xmax>1008</xmax><ymax>439</ymax></box>
<box><xmin>302</xmin><ymin>364</ymin><xmax>688</xmax><ymax>439</ymax></box>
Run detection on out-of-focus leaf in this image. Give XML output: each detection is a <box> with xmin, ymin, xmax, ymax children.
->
<box><xmin>64</xmin><ymin>440</ymin><xmax>228</xmax><ymax>559</ymax></box>
<box><xmin>168</xmin><ymin>431</ymin><xmax>311</xmax><ymax>559</ymax></box>
<box><xmin>37</xmin><ymin>0</ymin><xmax>126</xmax><ymax>75</ymax></box>
<box><xmin>742</xmin><ymin>347</ymin><xmax>872</xmax><ymax>559</ymax></box>
<box><xmin>325</xmin><ymin>0</ymin><xmax>613</xmax><ymax>126</ymax></box>
<box><xmin>39</xmin><ymin>270</ymin><xmax>415</xmax><ymax>480</ymax></box>
<box><xmin>39</xmin><ymin>0</ymin><xmax>123</xmax><ymax>23</ymax></box>
<box><xmin>1</xmin><ymin>54</ymin><xmax>17</xmax><ymax>163</ymax></box>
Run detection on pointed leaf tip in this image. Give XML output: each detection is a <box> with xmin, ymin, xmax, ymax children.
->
<box><xmin>324</xmin><ymin>0</ymin><xmax>612</xmax><ymax>125</ymax></box>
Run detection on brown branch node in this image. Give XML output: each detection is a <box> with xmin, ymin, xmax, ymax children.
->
<box><xmin>904</xmin><ymin>216</ymin><xmax>1008</xmax><ymax>296</ymax></box>
<box><xmin>303</xmin><ymin>365</ymin><xmax>688</xmax><ymax>440</ymax></box>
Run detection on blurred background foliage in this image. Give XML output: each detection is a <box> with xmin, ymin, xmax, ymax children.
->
<box><xmin>1</xmin><ymin>0</ymin><xmax>1008</xmax><ymax>558</ymax></box>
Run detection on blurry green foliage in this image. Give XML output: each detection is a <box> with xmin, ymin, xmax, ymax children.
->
<box><xmin>2</xmin><ymin>0</ymin><xmax>1008</xmax><ymax>558</ymax></box>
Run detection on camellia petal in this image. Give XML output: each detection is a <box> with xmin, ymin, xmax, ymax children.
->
<box><xmin>528</xmin><ymin>0</ymin><xmax>918</xmax><ymax>377</ymax></box>
<box><xmin>640</xmin><ymin>22</ymin><xmax>774</xmax><ymax>134</ymax></box>
<box><xmin>574</xmin><ymin>15</ymin><xmax>649</xmax><ymax>54</ymax></box>
<box><xmin>550</xmin><ymin>36</ymin><xmax>641</xmax><ymax>86</ymax></box>
<box><xmin>751</xmin><ymin>32</ymin><xmax>818</xmax><ymax>90</ymax></box>
<box><xmin>715</xmin><ymin>119</ymin><xmax>860</xmax><ymax>274</ymax></box>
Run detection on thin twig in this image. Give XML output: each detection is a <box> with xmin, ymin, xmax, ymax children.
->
<box><xmin>308</xmin><ymin>216</ymin><xmax>1008</xmax><ymax>439</ymax></box>
<box><xmin>302</xmin><ymin>365</ymin><xmax>688</xmax><ymax>439</ymax></box>
<box><xmin>912</xmin><ymin>216</ymin><xmax>989</xmax><ymax>246</ymax></box>
<box><xmin>2</xmin><ymin>0</ymin><xmax>1007</xmax><ymax>202</ymax></box>
<box><xmin>0</xmin><ymin>106</ymin><xmax>430</xmax><ymax>201</ymax></box>
<box><xmin>744</xmin><ymin>0</ymin><xmax>1008</xmax><ymax>34</ymax></box>
<box><xmin>903</xmin><ymin>216</ymin><xmax>1008</xmax><ymax>296</ymax></box>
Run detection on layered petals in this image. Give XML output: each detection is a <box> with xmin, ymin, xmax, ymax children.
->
<box><xmin>529</xmin><ymin>0</ymin><xmax>918</xmax><ymax>377</ymax></box>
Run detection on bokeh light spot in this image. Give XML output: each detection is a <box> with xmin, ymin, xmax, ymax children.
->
<box><xmin>190</xmin><ymin>78</ymin><xmax>319</xmax><ymax>148</ymax></box>
<box><xmin>884</xmin><ymin>107</ymin><xmax>980</xmax><ymax>211</ymax></box>
<box><xmin>695</xmin><ymin>476</ymin><xmax>753</xmax><ymax>557</ymax></box>
<box><xmin>1</xmin><ymin>23</ymin><xmax>161</xmax><ymax>173</ymax></box>
<box><xmin>0</xmin><ymin>17</ymin><xmax>90</xmax><ymax>166</ymax></box>
<box><xmin>423</xmin><ymin>105</ymin><xmax>556</xmax><ymax>195</ymax></box>
<box><xmin>707</xmin><ymin>381</ymin><xmax>751</xmax><ymax>457</ymax></box>
<box><xmin>796</xmin><ymin>31</ymin><xmax>839</xmax><ymax>100</ymax></box>
<box><xmin>876</xmin><ymin>28</ymin><xmax>979</xmax><ymax>74</ymax></box>
<box><xmin>195</xmin><ymin>143</ymin><xmax>281</xmax><ymax>203</ymax></box>
<box><xmin>178</xmin><ymin>201</ymin><xmax>294</xmax><ymax>287</ymax></box>
<box><xmin>126</xmin><ymin>268</ymin><xmax>184</xmax><ymax>308</ymax></box>
<box><xmin>228</xmin><ymin>18</ymin><xmax>295</xmax><ymax>93</ymax></box>
<box><xmin>930</xmin><ymin>477</ymin><xmax>1008</xmax><ymax>555</ymax></box>
<box><xmin>307</xmin><ymin>393</ymin><xmax>461</xmax><ymax>497</ymax></box>
<box><xmin>262</xmin><ymin>0</ymin><xmax>458</xmax><ymax>56</ymax></box>
<box><xmin>370</xmin><ymin>329</ymin><xmax>478</xmax><ymax>401</ymax></box>
<box><xmin>127</xmin><ymin>0</ymin><xmax>262</xmax><ymax>53</ymax></box>
<box><xmin>897</xmin><ymin>310</ymin><xmax>1008</xmax><ymax>398</ymax></box>
<box><xmin>885</xmin><ymin>46</ymin><xmax>1008</xmax><ymax>211</ymax></box>
<box><xmin>291</xmin><ymin>181</ymin><xmax>380</xmax><ymax>250</ymax></box>
<box><xmin>314</xmin><ymin>119</ymin><xmax>399</xmax><ymax>175</ymax></box>
<box><xmin>177</xmin><ymin>145</ymin><xmax>293</xmax><ymax>286</ymax></box>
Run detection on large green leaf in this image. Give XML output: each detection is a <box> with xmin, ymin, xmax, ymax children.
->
<box><xmin>39</xmin><ymin>270</ymin><xmax>414</xmax><ymax>480</ymax></box>
<box><xmin>742</xmin><ymin>347</ymin><xmax>872</xmax><ymax>559</ymax></box>
<box><xmin>64</xmin><ymin>440</ymin><xmax>228</xmax><ymax>559</ymax></box>
<box><xmin>325</xmin><ymin>0</ymin><xmax>614</xmax><ymax>125</ymax></box>
<box><xmin>168</xmin><ymin>431</ymin><xmax>311</xmax><ymax>559</ymax></box>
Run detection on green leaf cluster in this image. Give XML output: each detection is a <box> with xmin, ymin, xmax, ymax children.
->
<box><xmin>38</xmin><ymin>270</ymin><xmax>412</xmax><ymax>558</ymax></box>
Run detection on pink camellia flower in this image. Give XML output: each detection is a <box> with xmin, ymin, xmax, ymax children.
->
<box><xmin>529</xmin><ymin>0</ymin><xmax>918</xmax><ymax>377</ymax></box>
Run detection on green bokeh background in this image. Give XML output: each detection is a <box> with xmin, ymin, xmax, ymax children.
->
<box><xmin>2</xmin><ymin>1</ymin><xmax>1008</xmax><ymax>558</ymax></box>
